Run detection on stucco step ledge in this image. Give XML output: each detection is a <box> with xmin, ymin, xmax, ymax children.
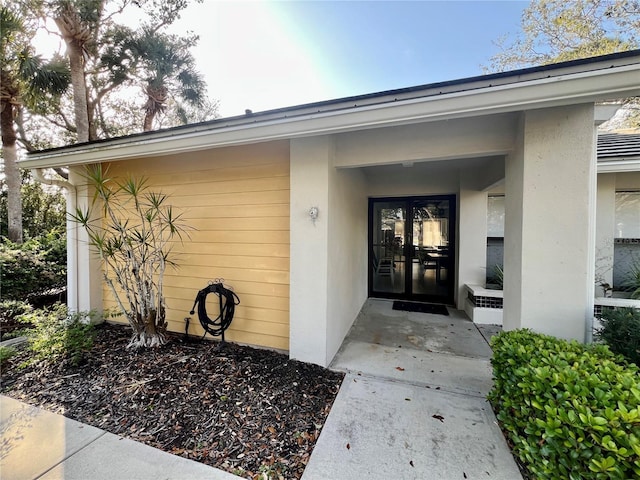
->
<box><xmin>595</xmin><ymin>297</ymin><xmax>640</xmax><ymax>309</ymax></box>
<box><xmin>465</xmin><ymin>284</ymin><xmax>503</xmax><ymax>298</ymax></box>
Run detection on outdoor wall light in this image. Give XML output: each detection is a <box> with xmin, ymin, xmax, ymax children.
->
<box><xmin>309</xmin><ymin>206</ymin><xmax>319</xmax><ymax>225</ymax></box>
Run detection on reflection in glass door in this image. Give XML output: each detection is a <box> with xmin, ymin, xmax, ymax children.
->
<box><xmin>369</xmin><ymin>196</ymin><xmax>455</xmax><ymax>304</ymax></box>
<box><xmin>371</xmin><ymin>201</ymin><xmax>407</xmax><ymax>295</ymax></box>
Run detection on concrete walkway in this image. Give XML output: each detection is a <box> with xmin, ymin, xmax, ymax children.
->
<box><xmin>301</xmin><ymin>299</ymin><xmax>522</xmax><ymax>480</ymax></box>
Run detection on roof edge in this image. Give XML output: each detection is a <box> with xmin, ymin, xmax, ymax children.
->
<box><xmin>21</xmin><ymin>50</ymin><xmax>640</xmax><ymax>168</ymax></box>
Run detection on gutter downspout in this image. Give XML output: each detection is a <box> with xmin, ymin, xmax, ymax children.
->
<box><xmin>31</xmin><ymin>168</ymin><xmax>78</xmax><ymax>313</ymax></box>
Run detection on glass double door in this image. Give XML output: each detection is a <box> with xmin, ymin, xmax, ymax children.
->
<box><xmin>369</xmin><ymin>195</ymin><xmax>455</xmax><ymax>304</ymax></box>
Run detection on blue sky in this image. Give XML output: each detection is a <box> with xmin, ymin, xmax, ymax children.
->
<box><xmin>171</xmin><ymin>1</ymin><xmax>531</xmax><ymax>117</ymax></box>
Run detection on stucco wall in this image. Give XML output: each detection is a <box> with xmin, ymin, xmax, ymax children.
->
<box><xmin>326</xmin><ymin>165</ymin><xmax>368</xmax><ymax>363</ymax></box>
<box><xmin>101</xmin><ymin>141</ymin><xmax>291</xmax><ymax>350</ymax></box>
<box><xmin>289</xmin><ymin>135</ymin><xmax>368</xmax><ymax>366</ymax></box>
<box><xmin>504</xmin><ymin>105</ymin><xmax>596</xmax><ymax>340</ymax></box>
<box><xmin>289</xmin><ymin>136</ymin><xmax>331</xmax><ymax>365</ymax></box>
<box><xmin>363</xmin><ymin>163</ymin><xmax>459</xmax><ymax>197</ymax></box>
<box><xmin>457</xmin><ymin>169</ymin><xmax>489</xmax><ymax>309</ymax></box>
<box><xmin>334</xmin><ymin>114</ymin><xmax>517</xmax><ymax>168</ymax></box>
<box><xmin>596</xmin><ymin>173</ymin><xmax>616</xmax><ymax>291</ymax></box>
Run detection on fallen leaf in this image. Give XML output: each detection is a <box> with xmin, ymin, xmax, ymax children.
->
<box><xmin>346</xmin><ymin>443</ymin><xmax>351</xmax><ymax>450</ymax></box>
<box><xmin>410</xmin><ymin>460</ymin><xmax>414</xmax><ymax>467</ymax></box>
<box><xmin>395</xmin><ymin>367</ymin><xmax>405</xmax><ymax>371</ymax></box>
<box><xmin>432</xmin><ymin>414</ymin><xmax>445</xmax><ymax>422</ymax></box>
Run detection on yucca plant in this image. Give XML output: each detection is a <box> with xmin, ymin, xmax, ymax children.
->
<box><xmin>71</xmin><ymin>164</ymin><xmax>188</xmax><ymax>348</ymax></box>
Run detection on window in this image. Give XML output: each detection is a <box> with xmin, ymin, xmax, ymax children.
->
<box><xmin>486</xmin><ymin>195</ymin><xmax>504</xmax><ymax>287</ymax></box>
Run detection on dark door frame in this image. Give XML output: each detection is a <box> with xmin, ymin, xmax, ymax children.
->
<box><xmin>368</xmin><ymin>195</ymin><xmax>457</xmax><ymax>304</ymax></box>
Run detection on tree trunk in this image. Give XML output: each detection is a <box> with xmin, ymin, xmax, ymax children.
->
<box><xmin>54</xmin><ymin>15</ymin><xmax>90</xmax><ymax>143</ymax></box>
<box><xmin>143</xmin><ymin>85</ymin><xmax>168</xmax><ymax>132</ymax></box>
<box><xmin>142</xmin><ymin>109</ymin><xmax>155</xmax><ymax>132</ymax></box>
<box><xmin>127</xmin><ymin>308</ymin><xmax>168</xmax><ymax>348</ymax></box>
<box><xmin>0</xmin><ymin>80</ymin><xmax>23</xmax><ymax>244</ymax></box>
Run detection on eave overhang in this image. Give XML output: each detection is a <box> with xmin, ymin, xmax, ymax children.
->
<box><xmin>21</xmin><ymin>52</ymin><xmax>640</xmax><ymax>169</ymax></box>
<box><xmin>597</xmin><ymin>158</ymin><xmax>640</xmax><ymax>173</ymax></box>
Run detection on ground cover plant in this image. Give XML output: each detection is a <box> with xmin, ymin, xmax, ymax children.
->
<box><xmin>489</xmin><ymin>329</ymin><xmax>640</xmax><ymax>480</ymax></box>
<box><xmin>0</xmin><ymin>300</ymin><xmax>33</xmax><ymax>341</ymax></box>
<box><xmin>1</xmin><ymin>323</ymin><xmax>344</xmax><ymax>479</ymax></box>
<box><xmin>17</xmin><ymin>303</ymin><xmax>99</xmax><ymax>367</ymax></box>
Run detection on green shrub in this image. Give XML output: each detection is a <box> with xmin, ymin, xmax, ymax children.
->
<box><xmin>0</xmin><ymin>300</ymin><xmax>33</xmax><ymax>323</ymax></box>
<box><xmin>18</xmin><ymin>303</ymin><xmax>98</xmax><ymax>366</ymax></box>
<box><xmin>596</xmin><ymin>307</ymin><xmax>640</xmax><ymax>366</ymax></box>
<box><xmin>0</xmin><ymin>234</ymin><xmax>66</xmax><ymax>301</ymax></box>
<box><xmin>489</xmin><ymin>329</ymin><xmax>640</xmax><ymax>480</ymax></box>
<box><xmin>0</xmin><ymin>346</ymin><xmax>16</xmax><ymax>366</ymax></box>
<box><xmin>0</xmin><ymin>300</ymin><xmax>34</xmax><ymax>340</ymax></box>
<box><xmin>623</xmin><ymin>261</ymin><xmax>640</xmax><ymax>299</ymax></box>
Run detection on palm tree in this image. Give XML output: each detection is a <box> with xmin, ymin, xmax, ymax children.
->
<box><xmin>1</xmin><ymin>5</ymin><xmax>69</xmax><ymax>243</ymax></box>
<box><xmin>129</xmin><ymin>29</ymin><xmax>207</xmax><ymax>131</ymax></box>
<box><xmin>51</xmin><ymin>0</ymin><xmax>105</xmax><ymax>143</ymax></box>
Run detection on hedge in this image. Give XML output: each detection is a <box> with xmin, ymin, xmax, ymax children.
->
<box><xmin>489</xmin><ymin>329</ymin><xmax>640</xmax><ymax>480</ymax></box>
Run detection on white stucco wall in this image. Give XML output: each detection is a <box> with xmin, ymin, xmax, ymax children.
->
<box><xmin>334</xmin><ymin>114</ymin><xmax>517</xmax><ymax>168</ymax></box>
<box><xmin>363</xmin><ymin>163</ymin><xmax>460</xmax><ymax>197</ymax></box>
<box><xmin>615</xmin><ymin>171</ymin><xmax>640</xmax><ymax>189</ymax></box>
<box><xmin>289</xmin><ymin>137</ymin><xmax>331</xmax><ymax>366</ymax></box>
<box><xmin>595</xmin><ymin>174</ymin><xmax>616</xmax><ymax>293</ymax></box>
<box><xmin>326</xmin><ymin>166</ymin><xmax>368</xmax><ymax>363</ymax></box>
<box><xmin>504</xmin><ymin>105</ymin><xmax>596</xmax><ymax>340</ymax></box>
<box><xmin>457</xmin><ymin>169</ymin><xmax>490</xmax><ymax>309</ymax></box>
<box><xmin>289</xmin><ymin>136</ymin><xmax>369</xmax><ymax>366</ymax></box>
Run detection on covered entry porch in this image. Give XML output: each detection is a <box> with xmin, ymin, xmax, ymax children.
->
<box><xmin>331</xmin><ymin>298</ymin><xmax>497</xmax><ymax>395</ymax></box>
<box><xmin>290</xmin><ymin>103</ymin><xmax>604</xmax><ymax>367</ymax></box>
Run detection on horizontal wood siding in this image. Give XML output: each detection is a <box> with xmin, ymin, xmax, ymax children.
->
<box><xmin>102</xmin><ymin>141</ymin><xmax>290</xmax><ymax>350</ymax></box>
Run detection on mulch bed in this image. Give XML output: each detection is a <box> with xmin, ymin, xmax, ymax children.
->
<box><xmin>1</xmin><ymin>323</ymin><xmax>345</xmax><ymax>479</ymax></box>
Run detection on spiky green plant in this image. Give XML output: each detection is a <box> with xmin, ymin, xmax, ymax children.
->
<box><xmin>623</xmin><ymin>260</ymin><xmax>640</xmax><ymax>300</ymax></box>
<box><xmin>70</xmin><ymin>164</ymin><xmax>189</xmax><ymax>348</ymax></box>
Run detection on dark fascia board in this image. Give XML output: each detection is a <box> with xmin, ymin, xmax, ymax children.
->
<box><xmin>28</xmin><ymin>49</ymin><xmax>640</xmax><ymax>157</ymax></box>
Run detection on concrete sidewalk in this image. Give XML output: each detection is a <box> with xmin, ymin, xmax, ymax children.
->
<box><xmin>0</xmin><ymin>395</ymin><xmax>241</xmax><ymax>480</ymax></box>
<box><xmin>301</xmin><ymin>299</ymin><xmax>522</xmax><ymax>480</ymax></box>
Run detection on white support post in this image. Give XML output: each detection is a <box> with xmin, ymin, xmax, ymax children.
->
<box><xmin>504</xmin><ymin>105</ymin><xmax>596</xmax><ymax>341</ymax></box>
<box><xmin>67</xmin><ymin>168</ymin><xmax>103</xmax><ymax>315</ymax></box>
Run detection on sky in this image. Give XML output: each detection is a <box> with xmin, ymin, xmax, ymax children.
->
<box><xmin>167</xmin><ymin>0</ymin><xmax>529</xmax><ymax>118</ymax></box>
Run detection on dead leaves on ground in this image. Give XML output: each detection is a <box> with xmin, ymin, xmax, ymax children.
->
<box><xmin>1</xmin><ymin>324</ymin><xmax>344</xmax><ymax>479</ymax></box>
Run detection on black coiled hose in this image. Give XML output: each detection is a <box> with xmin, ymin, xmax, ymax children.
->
<box><xmin>189</xmin><ymin>281</ymin><xmax>240</xmax><ymax>342</ymax></box>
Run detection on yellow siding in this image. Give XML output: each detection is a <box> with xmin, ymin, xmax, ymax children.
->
<box><xmin>101</xmin><ymin>141</ymin><xmax>290</xmax><ymax>351</ymax></box>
